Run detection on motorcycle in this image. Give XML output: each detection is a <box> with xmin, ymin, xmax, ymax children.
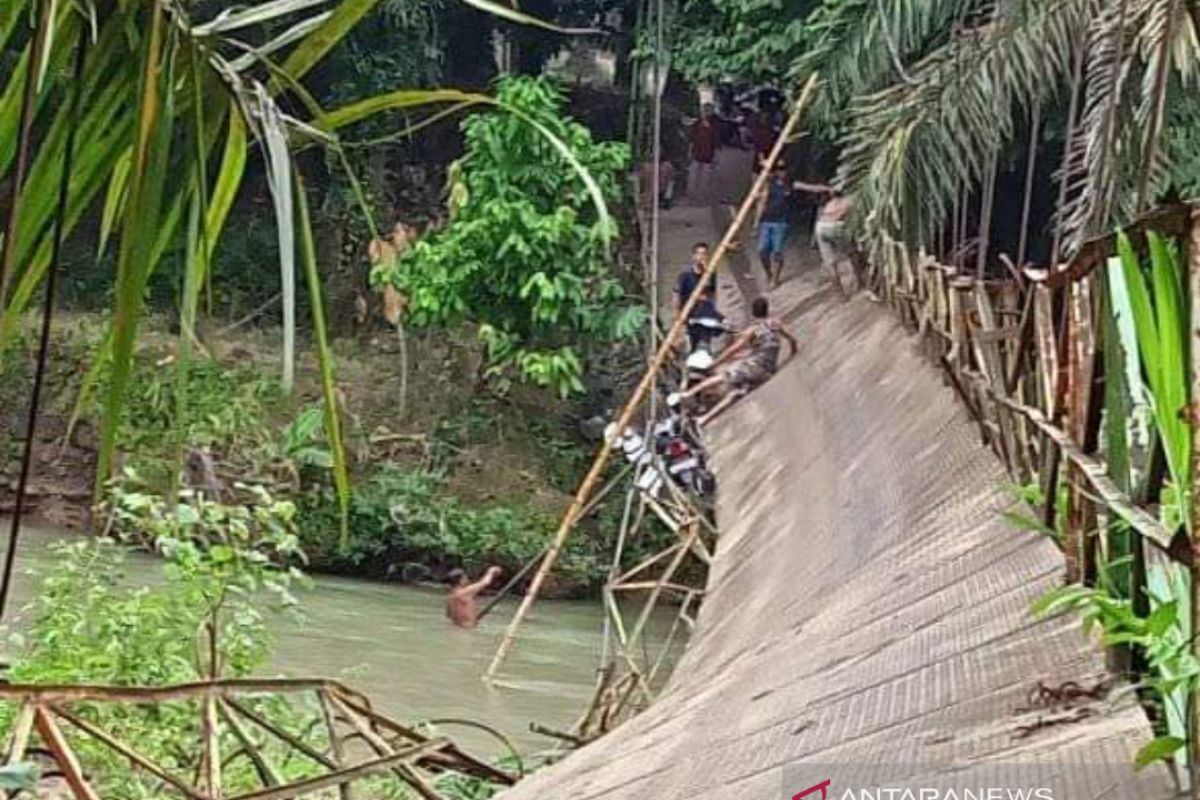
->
<box><xmin>686</xmin><ymin>314</ymin><xmax>733</xmax><ymax>355</ymax></box>
<box><xmin>606</xmin><ymin>413</ymin><xmax>716</xmax><ymax>502</ymax></box>
<box><xmin>657</xmin><ymin>423</ymin><xmax>716</xmax><ymax>500</ymax></box>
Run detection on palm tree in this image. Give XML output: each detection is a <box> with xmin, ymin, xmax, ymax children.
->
<box><xmin>795</xmin><ymin>0</ymin><xmax>1200</xmax><ymax>263</ymax></box>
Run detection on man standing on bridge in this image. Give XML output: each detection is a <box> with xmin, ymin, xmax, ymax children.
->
<box><xmin>688</xmin><ymin>103</ymin><xmax>720</xmax><ymax>204</ymax></box>
<box><xmin>753</xmin><ymin>161</ymin><xmax>796</xmax><ymax>288</ymax></box>
<box><xmin>792</xmin><ymin>179</ymin><xmax>854</xmax><ymax>295</ymax></box>
<box><xmin>675</xmin><ymin>242</ymin><xmax>722</xmax><ymax>351</ymax></box>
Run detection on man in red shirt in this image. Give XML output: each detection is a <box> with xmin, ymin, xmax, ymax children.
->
<box><xmin>688</xmin><ymin>103</ymin><xmax>720</xmax><ymax>205</ymax></box>
<box><xmin>749</xmin><ymin>110</ymin><xmax>778</xmax><ymax>174</ymax></box>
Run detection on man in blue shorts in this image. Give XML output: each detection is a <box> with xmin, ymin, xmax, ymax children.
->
<box><xmin>753</xmin><ymin>160</ymin><xmax>794</xmax><ymax>288</ymax></box>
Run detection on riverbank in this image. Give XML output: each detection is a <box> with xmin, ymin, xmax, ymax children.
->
<box><xmin>0</xmin><ymin>525</ymin><xmax>683</xmax><ymax>759</ymax></box>
<box><xmin>0</xmin><ymin>312</ymin><xmax>661</xmax><ymax>596</ymax></box>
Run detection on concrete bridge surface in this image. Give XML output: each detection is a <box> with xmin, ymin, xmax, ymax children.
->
<box><xmin>500</xmin><ymin>150</ymin><xmax>1172</xmax><ymax>800</ymax></box>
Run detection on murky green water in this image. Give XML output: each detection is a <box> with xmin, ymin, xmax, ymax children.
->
<box><xmin>0</xmin><ymin>526</ymin><xmax>683</xmax><ymax>758</ymax></box>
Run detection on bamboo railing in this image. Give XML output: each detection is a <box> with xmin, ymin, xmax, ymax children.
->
<box><xmin>870</xmin><ymin>201</ymin><xmax>1200</xmax><ymax>775</ymax></box>
<box><xmin>0</xmin><ymin>678</ymin><xmax>515</xmax><ymax>800</ymax></box>
<box><xmin>872</xmin><ymin>203</ymin><xmax>1196</xmax><ymax>578</ymax></box>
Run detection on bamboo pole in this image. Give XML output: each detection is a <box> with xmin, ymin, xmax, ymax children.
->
<box><xmin>227</xmin><ymin>699</ymin><xmax>340</xmax><ymax>770</ymax></box>
<box><xmin>475</xmin><ymin>545</ymin><xmax>550</xmax><ymax>624</ymax></box>
<box><xmin>35</xmin><ymin>707</ymin><xmax>101</xmax><ymax>800</ymax></box>
<box><xmin>624</xmin><ymin>521</ymin><xmax>698</xmax><ymax>654</ymax></box>
<box><xmin>3</xmin><ymin>700</ymin><xmax>35</xmax><ymax>766</ymax></box>
<box><xmin>483</xmin><ymin>75</ymin><xmax>821</xmax><ymax>682</ymax></box>
<box><xmin>1016</xmin><ymin>104</ymin><xmax>1041</xmax><ymax>270</ymax></box>
<box><xmin>316</xmin><ymin>690</ymin><xmax>355</xmax><ymax>800</ymax></box>
<box><xmin>646</xmin><ymin>590</ymin><xmax>695</xmax><ymax>686</ymax></box>
<box><xmin>218</xmin><ymin>700</ymin><xmax>284</xmax><ymax>789</ymax></box>
<box><xmin>203</xmin><ymin>694</ymin><xmax>224</xmax><ymax>798</ymax></box>
<box><xmin>53</xmin><ymin>706</ymin><xmax>206</xmax><ymax>800</ymax></box>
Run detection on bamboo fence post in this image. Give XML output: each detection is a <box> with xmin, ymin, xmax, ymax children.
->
<box><xmin>315</xmin><ymin>691</ymin><xmax>355</xmax><ymax>800</ymax></box>
<box><xmin>921</xmin><ymin>261</ymin><xmax>940</xmax><ymax>356</ymax></box>
<box><xmin>973</xmin><ymin>286</ymin><xmax>1024</xmax><ymax>480</ymax></box>
<box><xmin>1063</xmin><ymin>276</ymin><xmax>1097</xmax><ymax>585</ymax></box>
<box><xmin>948</xmin><ymin>276</ymin><xmax>973</xmax><ymax>372</ymax></box>
<box><xmin>1187</xmin><ymin>204</ymin><xmax>1200</xmax><ymax>791</ymax></box>
<box><xmin>483</xmin><ymin>75</ymin><xmax>821</xmax><ymax>682</ymax></box>
<box><xmin>3</xmin><ymin>700</ymin><xmax>35</xmax><ymax>766</ymax></box>
<box><xmin>35</xmin><ymin>707</ymin><xmax>101</xmax><ymax>800</ymax></box>
<box><xmin>203</xmin><ymin>694</ymin><xmax>224</xmax><ymax>798</ymax></box>
<box><xmin>1016</xmin><ymin>104</ymin><xmax>1041</xmax><ymax>270</ymax></box>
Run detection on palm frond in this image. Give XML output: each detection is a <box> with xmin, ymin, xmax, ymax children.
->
<box><xmin>793</xmin><ymin>0</ymin><xmax>986</xmax><ymax>128</ymax></box>
<box><xmin>840</xmin><ymin>0</ymin><xmax>1089</xmax><ymax>250</ymax></box>
<box><xmin>1059</xmin><ymin>0</ymin><xmax>1197</xmax><ymax>252</ymax></box>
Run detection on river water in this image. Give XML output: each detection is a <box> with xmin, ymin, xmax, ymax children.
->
<box><xmin>0</xmin><ymin>527</ymin><xmax>684</xmax><ymax>759</ymax></box>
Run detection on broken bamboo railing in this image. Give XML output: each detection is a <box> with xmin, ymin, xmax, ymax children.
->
<box><xmin>483</xmin><ymin>74</ymin><xmax>821</xmax><ymax>683</ymax></box>
<box><xmin>0</xmin><ymin>678</ymin><xmax>514</xmax><ymax>800</ymax></box>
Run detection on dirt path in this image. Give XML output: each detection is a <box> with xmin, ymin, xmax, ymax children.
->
<box><xmin>500</xmin><ymin>153</ymin><xmax>1171</xmax><ymax>799</ymax></box>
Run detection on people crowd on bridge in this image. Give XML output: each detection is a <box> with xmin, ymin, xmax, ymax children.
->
<box><xmin>644</xmin><ymin>85</ymin><xmax>858</xmax><ymax>426</ymax></box>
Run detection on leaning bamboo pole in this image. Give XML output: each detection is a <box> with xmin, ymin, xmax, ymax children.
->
<box><xmin>483</xmin><ymin>75</ymin><xmax>821</xmax><ymax>682</ymax></box>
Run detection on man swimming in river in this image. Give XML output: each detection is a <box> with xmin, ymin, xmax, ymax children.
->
<box><xmin>445</xmin><ymin>566</ymin><xmax>502</xmax><ymax>628</ymax></box>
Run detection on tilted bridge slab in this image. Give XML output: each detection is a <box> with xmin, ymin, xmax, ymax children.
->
<box><xmin>501</xmin><ymin>281</ymin><xmax>1170</xmax><ymax>800</ymax></box>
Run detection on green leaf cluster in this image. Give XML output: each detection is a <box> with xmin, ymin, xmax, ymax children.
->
<box><xmin>1034</xmin><ymin>583</ymin><xmax>1198</xmax><ymax>770</ymax></box>
<box><xmin>298</xmin><ymin>466</ymin><xmax>605</xmax><ymax>589</ymax></box>
<box><xmin>0</xmin><ymin>483</ymin><xmax>315</xmax><ymax>797</ymax></box>
<box><xmin>373</xmin><ymin>76</ymin><xmax>643</xmax><ymax>397</ymax></box>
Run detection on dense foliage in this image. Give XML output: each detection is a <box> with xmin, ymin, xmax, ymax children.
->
<box><xmin>298</xmin><ymin>465</ymin><xmax>607</xmax><ymax>588</ymax></box>
<box><xmin>1</xmin><ymin>488</ymin><xmax>315</xmax><ymax>798</ymax></box>
<box><xmin>673</xmin><ymin>0</ymin><xmax>1200</xmax><ymax>259</ymax></box>
<box><xmin>374</xmin><ymin>77</ymin><xmax>643</xmax><ymax>397</ymax></box>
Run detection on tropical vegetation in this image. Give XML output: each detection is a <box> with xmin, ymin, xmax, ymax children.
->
<box><xmin>675</xmin><ymin>0</ymin><xmax>1199</xmax><ymax>261</ymax></box>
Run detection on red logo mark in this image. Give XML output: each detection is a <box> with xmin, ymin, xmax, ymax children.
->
<box><xmin>793</xmin><ymin>779</ymin><xmax>832</xmax><ymax>800</ymax></box>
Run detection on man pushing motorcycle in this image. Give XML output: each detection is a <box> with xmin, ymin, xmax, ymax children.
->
<box><xmin>669</xmin><ymin>296</ymin><xmax>797</xmax><ymax>427</ymax></box>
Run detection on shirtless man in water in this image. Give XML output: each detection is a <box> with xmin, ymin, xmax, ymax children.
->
<box><xmin>445</xmin><ymin>566</ymin><xmax>502</xmax><ymax>628</ymax></box>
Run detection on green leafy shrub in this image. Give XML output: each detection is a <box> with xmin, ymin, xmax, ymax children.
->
<box><xmin>298</xmin><ymin>466</ymin><xmax>605</xmax><ymax>590</ymax></box>
<box><xmin>94</xmin><ymin>356</ymin><xmax>288</xmax><ymax>488</ymax></box>
<box><xmin>2</xmin><ymin>485</ymin><xmax>314</xmax><ymax>797</ymax></box>
<box><xmin>373</xmin><ymin>76</ymin><xmax>644</xmax><ymax>397</ymax></box>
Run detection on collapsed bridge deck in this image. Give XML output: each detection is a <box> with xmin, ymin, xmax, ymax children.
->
<box><xmin>501</xmin><ymin>258</ymin><xmax>1169</xmax><ymax>799</ymax></box>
